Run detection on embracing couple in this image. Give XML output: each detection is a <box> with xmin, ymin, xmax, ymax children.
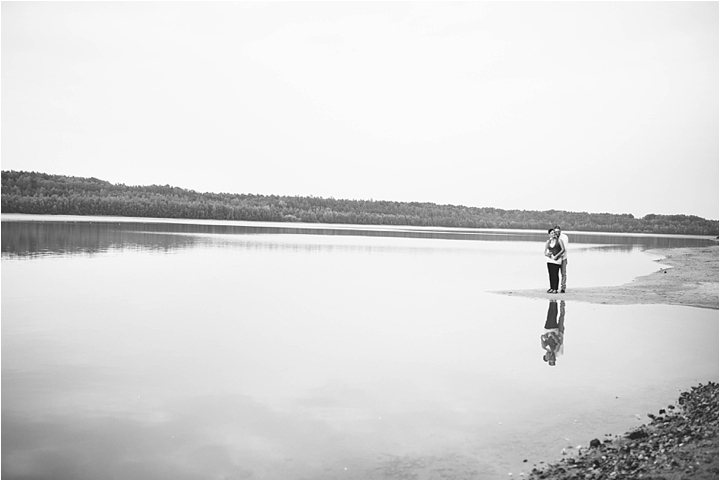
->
<box><xmin>544</xmin><ymin>225</ymin><xmax>568</xmax><ymax>294</ymax></box>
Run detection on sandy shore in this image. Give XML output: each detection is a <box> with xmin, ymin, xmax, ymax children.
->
<box><xmin>494</xmin><ymin>245</ymin><xmax>719</xmax><ymax>310</ymax></box>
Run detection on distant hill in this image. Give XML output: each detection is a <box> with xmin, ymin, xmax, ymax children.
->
<box><xmin>1</xmin><ymin>170</ymin><xmax>718</xmax><ymax>235</ymax></box>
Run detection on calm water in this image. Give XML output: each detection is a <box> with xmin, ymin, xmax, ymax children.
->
<box><xmin>2</xmin><ymin>215</ymin><xmax>718</xmax><ymax>479</ymax></box>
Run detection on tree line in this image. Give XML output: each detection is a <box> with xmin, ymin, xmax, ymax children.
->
<box><xmin>2</xmin><ymin>171</ymin><xmax>717</xmax><ymax>235</ymax></box>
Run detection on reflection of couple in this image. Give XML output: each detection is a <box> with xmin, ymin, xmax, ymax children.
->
<box><xmin>544</xmin><ymin>226</ymin><xmax>568</xmax><ymax>294</ymax></box>
<box><xmin>541</xmin><ymin>300</ymin><xmax>565</xmax><ymax>366</ymax></box>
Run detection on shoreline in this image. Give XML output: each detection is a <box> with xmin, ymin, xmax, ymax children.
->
<box><xmin>493</xmin><ymin>245</ymin><xmax>719</xmax><ymax>310</ymax></box>
<box><xmin>528</xmin><ymin>382</ymin><xmax>719</xmax><ymax>480</ymax></box>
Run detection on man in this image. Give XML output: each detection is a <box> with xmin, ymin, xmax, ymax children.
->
<box><xmin>554</xmin><ymin>226</ymin><xmax>569</xmax><ymax>293</ymax></box>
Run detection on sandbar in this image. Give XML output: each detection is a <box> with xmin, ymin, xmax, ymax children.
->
<box><xmin>494</xmin><ymin>245</ymin><xmax>719</xmax><ymax>310</ymax></box>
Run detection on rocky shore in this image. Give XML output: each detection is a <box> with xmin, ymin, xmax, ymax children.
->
<box><xmin>528</xmin><ymin>382</ymin><xmax>718</xmax><ymax>480</ymax></box>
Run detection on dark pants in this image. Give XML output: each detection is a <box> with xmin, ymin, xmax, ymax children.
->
<box><xmin>545</xmin><ymin>300</ymin><xmax>558</xmax><ymax>329</ymax></box>
<box><xmin>547</xmin><ymin>263</ymin><xmax>561</xmax><ymax>290</ymax></box>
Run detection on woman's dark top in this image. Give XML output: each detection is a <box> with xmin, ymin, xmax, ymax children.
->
<box><xmin>548</xmin><ymin>239</ymin><xmax>562</xmax><ymax>256</ymax></box>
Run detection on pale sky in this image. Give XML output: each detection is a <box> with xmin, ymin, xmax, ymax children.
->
<box><xmin>2</xmin><ymin>1</ymin><xmax>718</xmax><ymax>219</ymax></box>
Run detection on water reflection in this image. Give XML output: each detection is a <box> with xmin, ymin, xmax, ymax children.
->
<box><xmin>541</xmin><ymin>300</ymin><xmax>566</xmax><ymax>366</ymax></box>
<box><xmin>1</xmin><ymin>221</ymin><xmax>198</xmax><ymax>258</ymax></box>
<box><xmin>2</xmin><ymin>216</ymin><xmax>715</xmax><ymax>259</ymax></box>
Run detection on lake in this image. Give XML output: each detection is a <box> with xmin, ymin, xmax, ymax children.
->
<box><xmin>2</xmin><ymin>214</ymin><xmax>718</xmax><ymax>479</ymax></box>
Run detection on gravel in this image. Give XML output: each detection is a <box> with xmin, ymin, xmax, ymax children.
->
<box><xmin>529</xmin><ymin>382</ymin><xmax>719</xmax><ymax>480</ymax></box>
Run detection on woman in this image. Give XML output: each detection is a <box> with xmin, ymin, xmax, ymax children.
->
<box><xmin>545</xmin><ymin>228</ymin><xmax>565</xmax><ymax>293</ymax></box>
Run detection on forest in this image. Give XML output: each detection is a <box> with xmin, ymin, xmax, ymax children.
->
<box><xmin>2</xmin><ymin>170</ymin><xmax>718</xmax><ymax>235</ymax></box>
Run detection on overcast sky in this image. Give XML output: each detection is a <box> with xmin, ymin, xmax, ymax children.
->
<box><xmin>2</xmin><ymin>1</ymin><xmax>718</xmax><ymax>219</ymax></box>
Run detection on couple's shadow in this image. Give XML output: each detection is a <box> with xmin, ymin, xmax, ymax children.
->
<box><xmin>541</xmin><ymin>300</ymin><xmax>565</xmax><ymax>366</ymax></box>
